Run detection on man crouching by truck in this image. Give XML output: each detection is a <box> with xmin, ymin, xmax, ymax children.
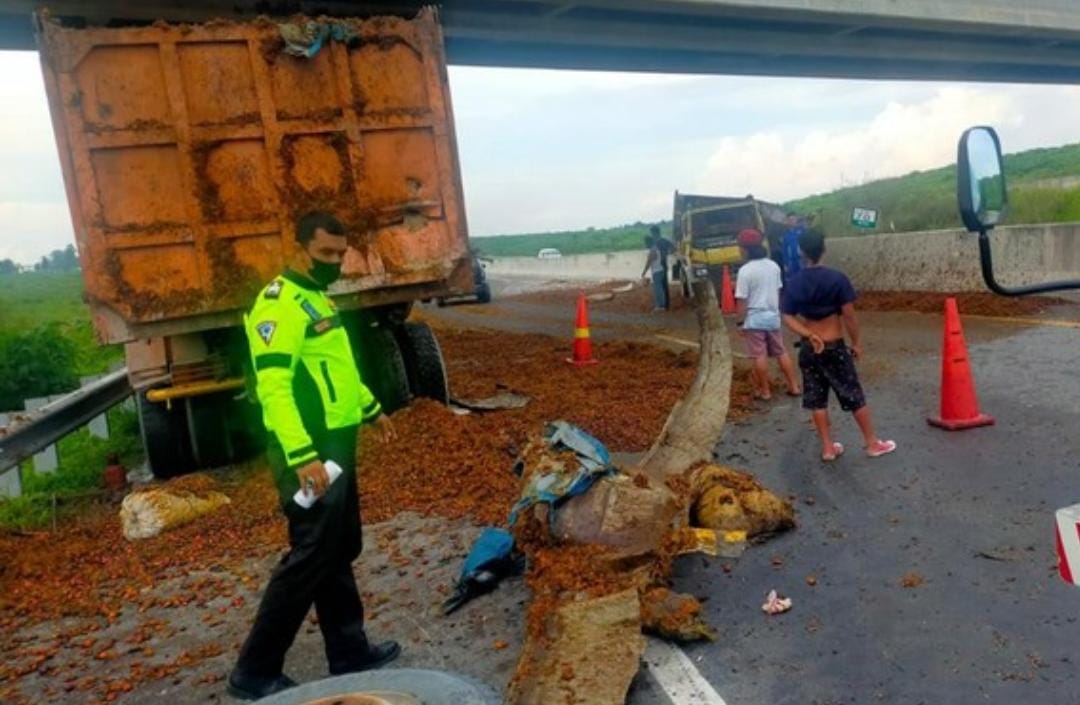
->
<box><xmin>229</xmin><ymin>211</ymin><xmax>400</xmax><ymax>700</ymax></box>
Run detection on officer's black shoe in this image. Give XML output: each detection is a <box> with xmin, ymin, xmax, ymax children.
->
<box><xmin>337</xmin><ymin>640</ymin><xmax>401</xmax><ymax>674</ymax></box>
<box><xmin>226</xmin><ymin>671</ymin><xmax>298</xmax><ymax>701</ymax></box>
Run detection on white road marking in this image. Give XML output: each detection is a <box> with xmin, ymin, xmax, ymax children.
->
<box><xmin>644</xmin><ymin>637</ymin><xmax>728</xmax><ymax>705</ymax></box>
<box><xmin>962</xmin><ymin>314</ymin><xmax>1080</xmax><ymax>330</ymax></box>
<box><xmin>652</xmin><ymin>334</ymin><xmax>753</xmax><ymax>360</ymax></box>
<box><xmin>654</xmin><ymin>334</ymin><xmax>700</xmax><ymax>348</ymax></box>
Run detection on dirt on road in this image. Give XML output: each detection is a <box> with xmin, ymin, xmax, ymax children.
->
<box><xmin>0</xmin><ymin>321</ymin><xmax>746</xmax><ymax>705</ymax></box>
<box><xmin>507</xmin><ymin>280</ymin><xmax>1068</xmax><ymax>318</ymax></box>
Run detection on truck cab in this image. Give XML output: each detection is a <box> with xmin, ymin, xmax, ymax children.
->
<box><xmin>671</xmin><ymin>192</ymin><xmax>787</xmax><ymax>296</ymax></box>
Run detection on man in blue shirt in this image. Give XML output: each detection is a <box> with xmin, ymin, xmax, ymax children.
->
<box><xmin>781</xmin><ymin>228</ymin><xmax>896</xmax><ymax>463</ymax></box>
<box><xmin>781</xmin><ymin>213</ymin><xmax>805</xmax><ymax>280</ymax></box>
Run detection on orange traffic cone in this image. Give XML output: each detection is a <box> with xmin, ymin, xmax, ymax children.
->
<box><xmin>566</xmin><ymin>292</ymin><xmax>598</xmax><ymax>366</ymax></box>
<box><xmin>720</xmin><ymin>265</ymin><xmax>736</xmax><ymax>315</ymax></box>
<box><xmin>927</xmin><ymin>297</ymin><xmax>994</xmax><ymax>430</ymax></box>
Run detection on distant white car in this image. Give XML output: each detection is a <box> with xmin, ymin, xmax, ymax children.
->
<box><xmin>537</xmin><ymin>248</ymin><xmax>562</xmax><ymax>259</ymax></box>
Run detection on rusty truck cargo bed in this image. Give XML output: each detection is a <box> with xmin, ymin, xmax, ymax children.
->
<box><xmin>36</xmin><ymin>9</ymin><xmax>469</xmax><ymax>343</ymax></box>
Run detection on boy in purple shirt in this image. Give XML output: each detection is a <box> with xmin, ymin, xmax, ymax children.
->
<box><xmin>781</xmin><ymin>229</ymin><xmax>896</xmax><ymax>462</ymax></box>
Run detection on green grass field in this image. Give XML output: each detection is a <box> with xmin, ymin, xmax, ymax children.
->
<box><xmin>0</xmin><ymin>270</ymin><xmax>121</xmax><ymax>378</ymax></box>
<box><xmin>471</xmin><ymin>221</ymin><xmax>669</xmax><ymax>258</ymax></box>
<box><xmin>788</xmin><ymin>142</ymin><xmax>1080</xmax><ymax>237</ymax></box>
<box><xmin>0</xmin><ymin>271</ymin><xmax>136</xmax><ymax>528</ymax></box>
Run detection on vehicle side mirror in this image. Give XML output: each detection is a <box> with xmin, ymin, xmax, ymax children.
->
<box><xmin>958</xmin><ymin>126</ymin><xmax>1080</xmax><ymax>295</ymax></box>
<box><xmin>958</xmin><ymin>127</ymin><xmax>1007</xmax><ymax>232</ymax></box>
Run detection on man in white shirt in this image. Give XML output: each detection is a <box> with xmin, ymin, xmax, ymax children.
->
<box><xmin>734</xmin><ymin>228</ymin><xmax>801</xmax><ymax>400</ymax></box>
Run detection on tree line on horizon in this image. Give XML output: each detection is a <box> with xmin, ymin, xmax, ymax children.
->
<box><xmin>0</xmin><ymin>244</ymin><xmax>80</xmax><ymax>275</ymax></box>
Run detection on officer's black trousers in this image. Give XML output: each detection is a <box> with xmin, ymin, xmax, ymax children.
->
<box><xmin>235</xmin><ymin>426</ymin><xmax>369</xmax><ymax>678</ymax></box>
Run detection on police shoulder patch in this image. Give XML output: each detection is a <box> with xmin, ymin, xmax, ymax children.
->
<box><xmin>264</xmin><ymin>280</ymin><xmax>284</xmax><ymax>300</ymax></box>
<box><xmin>256</xmin><ymin>320</ymin><xmax>277</xmax><ymax>345</ymax></box>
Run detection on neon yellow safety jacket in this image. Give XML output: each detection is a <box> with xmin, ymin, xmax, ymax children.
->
<box><xmin>245</xmin><ymin>269</ymin><xmax>382</xmax><ymax>469</ymax></box>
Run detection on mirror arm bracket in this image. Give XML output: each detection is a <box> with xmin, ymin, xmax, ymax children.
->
<box><xmin>978</xmin><ymin>228</ymin><xmax>1080</xmax><ymax>296</ymax></box>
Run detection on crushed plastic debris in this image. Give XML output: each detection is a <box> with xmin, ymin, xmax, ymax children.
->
<box><xmin>278</xmin><ymin>19</ymin><xmax>358</xmax><ymax>58</ymax></box>
<box><xmin>761</xmin><ymin>589</ymin><xmax>793</xmax><ymax>615</ymax></box>
<box><xmin>442</xmin><ymin>527</ymin><xmax>524</xmax><ymax>615</ymax></box>
<box><xmin>509</xmin><ymin>421</ymin><xmax>615</xmax><ymax>525</ymax></box>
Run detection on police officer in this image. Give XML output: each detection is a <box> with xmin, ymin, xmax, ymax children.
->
<box><xmin>228</xmin><ymin>211</ymin><xmax>400</xmax><ymax>700</ymax></box>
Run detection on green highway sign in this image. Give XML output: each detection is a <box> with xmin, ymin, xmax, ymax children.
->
<box><xmin>851</xmin><ymin>207</ymin><xmax>878</xmax><ymax>229</ymax></box>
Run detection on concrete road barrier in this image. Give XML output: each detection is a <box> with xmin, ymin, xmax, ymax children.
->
<box><xmin>484</xmin><ymin>222</ymin><xmax>1080</xmax><ymax>292</ymax></box>
<box><xmin>485</xmin><ymin>251</ymin><xmax>647</xmax><ymax>282</ymax></box>
<box><xmin>828</xmin><ymin>222</ymin><xmax>1080</xmax><ymax>292</ymax></box>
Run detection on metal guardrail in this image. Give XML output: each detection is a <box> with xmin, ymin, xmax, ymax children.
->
<box><xmin>0</xmin><ymin>369</ymin><xmax>132</xmax><ymax>472</ymax></box>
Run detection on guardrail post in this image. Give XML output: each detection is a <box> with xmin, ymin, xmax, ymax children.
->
<box><xmin>80</xmin><ymin>375</ymin><xmax>110</xmax><ymax>439</ymax></box>
<box><xmin>24</xmin><ymin>397</ymin><xmax>59</xmax><ymax>473</ymax></box>
<box><xmin>0</xmin><ymin>413</ymin><xmax>21</xmax><ymax>498</ymax></box>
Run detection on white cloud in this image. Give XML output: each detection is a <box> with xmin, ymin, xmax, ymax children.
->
<box><xmin>5</xmin><ymin>49</ymin><xmax>1080</xmax><ymax>260</ymax></box>
<box><xmin>0</xmin><ymin>202</ymin><xmax>74</xmax><ymax>264</ymax></box>
<box><xmin>697</xmin><ymin>85</ymin><xmax>1080</xmax><ymax>202</ymax></box>
<box><xmin>699</xmin><ymin>87</ymin><xmax>1024</xmax><ymax>200</ymax></box>
<box><xmin>0</xmin><ymin>51</ymin><xmax>73</xmax><ymax>264</ymax></box>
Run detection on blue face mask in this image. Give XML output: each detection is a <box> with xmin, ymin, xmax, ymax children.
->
<box><xmin>308</xmin><ymin>260</ymin><xmax>342</xmax><ymax>288</ymax></box>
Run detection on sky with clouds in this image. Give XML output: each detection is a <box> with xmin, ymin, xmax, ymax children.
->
<box><xmin>2</xmin><ymin>48</ymin><xmax>1080</xmax><ymax>264</ymax></box>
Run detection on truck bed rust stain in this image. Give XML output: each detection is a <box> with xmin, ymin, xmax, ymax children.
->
<box><xmin>37</xmin><ymin>9</ymin><xmax>467</xmax><ymax>343</ymax></box>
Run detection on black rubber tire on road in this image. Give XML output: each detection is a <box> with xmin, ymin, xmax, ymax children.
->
<box><xmin>253</xmin><ymin>669</ymin><xmax>500</xmax><ymax>705</ymax></box>
<box><xmin>476</xmin><ymin>282</ymin><xmax>492</xmax><ymax>304</ymax></box>
<box><xmin>185</xmin><ymin>391</ymin><xmax>266</xmax><ymax>470</ymax></box>
<box><xmin>350</xmin><ymin>320</ymin><xmax>411</xmax><ymax>414</ymax></box>
<box><xmin>396</xmin><ymin>321</ymin><xmax>449</xmax><ymax>404</ymax></box>
<box><xmin>137</xmin><ymin>390</ymin><xmax>194</xmax><ymax>479</ymax></box>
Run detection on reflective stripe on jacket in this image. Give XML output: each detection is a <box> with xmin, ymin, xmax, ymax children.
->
<box><xmin>245</xmin><ymin>269</ymin><xmax>381</xmax><ymax>469</ymax></box>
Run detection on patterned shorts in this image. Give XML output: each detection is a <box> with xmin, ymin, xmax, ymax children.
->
<box><xmin>798</xmin><ymin>340</ymin><xmax>866</xmax><ymax>411</ymax></box>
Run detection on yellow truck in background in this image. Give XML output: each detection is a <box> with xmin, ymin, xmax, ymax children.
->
<box><xmin>671</xmin><ymin>192</ymin><xmax>788</xmax><ymax>296</ymax></box>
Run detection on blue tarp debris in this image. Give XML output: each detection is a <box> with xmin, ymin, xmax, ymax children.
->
<box><xmin>278</xmin><ymin>20</ymin><xmax>358</xmax><ymax>58</ymax></box>
<box><xmin>443</xmin><ymin>421</ymin><xmax>615</xmax><ymax>614</ymax></box>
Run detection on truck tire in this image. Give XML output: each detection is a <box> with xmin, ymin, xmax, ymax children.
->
<box><xmin>253</xmin><ymin>669</ymin><xmax>500</xmax><ymax>705</ymax></box>
<box><xmin>350</xmin><ymin>320</ymin><xmax>411</xmax><ymax>414</ymax></box>
<box><xmin>185</xmin><ymin>392</ymin><xmax>265</xmax><ymax>469</ymax></box>
<box><xmin>137</xmin><ymin>390</ymin><xmax>194</xmax><ymax>479</ymax></box>
<box><xmin>396</xmin><ymin>321</ymin><xmax>449</xmax><ymax>404</ymax></box>
<box><xmin>476</xmin><ymin>281</ymin><xmax>492</xmax><ymax>304</ymax></box>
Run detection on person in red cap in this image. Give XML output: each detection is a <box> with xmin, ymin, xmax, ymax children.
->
<box><xmin>734</xmin><ymin>227</ymin><xmax>801</xmax><ymax>400</ymax></box>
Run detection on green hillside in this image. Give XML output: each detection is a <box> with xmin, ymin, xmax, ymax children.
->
<box><xmin>787</xmin><ymin>142</ymin><xmax>1080</xmax><ymax>237</ymax></box>
<box><xmin>470</xmin><ymin>221</ymin><xmax>669</xmax><ymax>258</ymax></box>
<box><xmin>472</xmin><ymin>141</ymin><xmax>1080</xmax><ymax>256</ymax></box>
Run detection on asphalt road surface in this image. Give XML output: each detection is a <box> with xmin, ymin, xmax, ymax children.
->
<box><xmin>449</xmin><ymin>278</ymin><xmax>1080</xmax><ymax>705</ymax></box>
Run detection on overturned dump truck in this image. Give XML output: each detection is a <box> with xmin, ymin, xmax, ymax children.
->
<box><xmin>35</xmin><ymin>9</ymin><xmax>472</xmax><ymax>477</ymax></box>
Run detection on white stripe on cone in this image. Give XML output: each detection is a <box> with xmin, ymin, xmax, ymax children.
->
<box><xmin>1055</xmin><ymin>503</ymin><xmax>1080</xmax><ymax>586</ymax></box>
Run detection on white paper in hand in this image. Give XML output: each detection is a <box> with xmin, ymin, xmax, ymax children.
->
<box><xmin>292</xmin><ymin>460</ymin><xmax>343</xmax><ymax>509</ymax></box>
